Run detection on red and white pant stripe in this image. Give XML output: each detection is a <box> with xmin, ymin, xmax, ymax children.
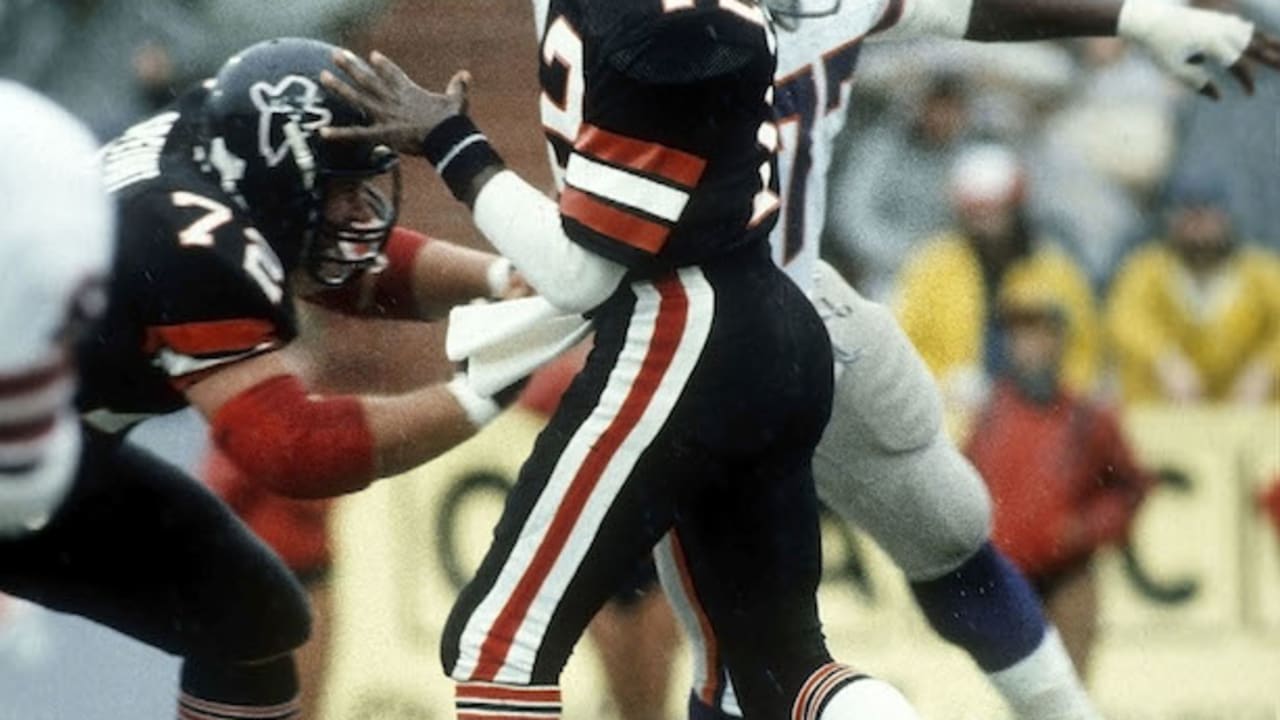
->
<box><xmin>451</xmin><ymin>268</ymin><xmax>714</xmax><ymax>685</ymax></box>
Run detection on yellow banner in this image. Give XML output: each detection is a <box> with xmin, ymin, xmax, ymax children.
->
<box><xmin>322</xmin><ymin>405</ymin><xmax>1280</xmax><ymax>719</ymax></box>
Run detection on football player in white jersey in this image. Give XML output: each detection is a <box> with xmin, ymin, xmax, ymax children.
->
<box><xmin>0</xmin><ymin>82</ymin><xmax>112</xmax><ymax>538</ymax></box>
<box><xmin>647</xmin><ymin>1</ymin><xmax>1277</xmax><ymax>719</ymax></box>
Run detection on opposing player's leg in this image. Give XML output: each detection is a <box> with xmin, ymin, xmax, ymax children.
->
<box><xmin>0</xmin><ymin>427</ymin><xmax>310</xmax><ymax>720</ymax></box>
<box><xmin>810</xmin><ymin>260</ymin><xmax>1100</xmax><ymax>720</ymax></box>
<box><xmin>588</xmin><ymin>560</ymin><xmax>678</xmax><ymax>720</ymax></box>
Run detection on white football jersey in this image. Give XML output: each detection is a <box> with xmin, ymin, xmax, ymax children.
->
<box><xmin>0</xmin><ymin>82</ymin><xmax>113</xmax><ymax>373</ymax></box>
<box><xmin>770</xmin><ymin>0</ymin><xmax>898</xmax><ymax>292</ymax></box>
<box><xmin>0</xmin><ymin>81</ymin><xmax>113</xmax><ymax>534</ymax></box>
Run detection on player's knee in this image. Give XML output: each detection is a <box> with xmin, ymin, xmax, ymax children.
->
<box><xmin>910</xmin><ymin>447</ymin><xmax>992</xmax><ymax>581</ymax></box>
<box><xmin>853</xmin><ymin>438</ymin><xmax>993</xmax><ymax>582</ymax></box>
<box><xmin>210</xmin><ymin>556</ymin><xmax>312</xmax><ymax>662</ymax></box>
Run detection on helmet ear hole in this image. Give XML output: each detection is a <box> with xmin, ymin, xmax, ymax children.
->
<box><xmin>201</xmin><ymin>37</ymin><xmax>397</xmax><ymax>276</ymax></box>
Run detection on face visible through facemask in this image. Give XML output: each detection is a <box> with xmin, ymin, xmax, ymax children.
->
<box><xmin>308</xmin><ymin>168</ymin><xmax>399</xmax><ymax>286</ymax></box>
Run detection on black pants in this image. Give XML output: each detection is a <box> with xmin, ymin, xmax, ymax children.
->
<box><xmin>442</xmin><ymin>244</ymin><xmax>835</xmax><ymax>719</ymax></box>
<box><xmin>0</xmin><ymin>425</ymin><xmax>310</xmax><ymax>664</ymax></box>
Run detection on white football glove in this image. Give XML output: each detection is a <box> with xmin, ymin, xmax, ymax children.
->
<box><xmin>1118</xmin><ymin>0</ymin><xmax>1256</xmax><ymax>96</ymax></box>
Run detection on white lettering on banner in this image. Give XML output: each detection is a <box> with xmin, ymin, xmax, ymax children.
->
<box><xmin>324</xmin><ymin>406</ymin><xmax>1280</xmax><ymax>719</ymax></box>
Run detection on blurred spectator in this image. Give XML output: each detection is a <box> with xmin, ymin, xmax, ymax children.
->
<box><xmin>1260</xmin><ymin>477</ymin><xmax>1280</xmax><ymax>540</ymax></box>
<box><xmin>895</xmin><ymin>143</ymin><xmax>1100</xmax><ymax>414</ymax></box>
<box><xmin>1105</xmin><ymin>178</ymin><xmax>1280</xmax><ymax>404</ymax></box>
<box><xmin>0</xmin><ymin>0</ymin><xmax>390</xmax><ymax>139</ymax></box>
<box><xmin>964</xmin><ymin>288</ymin><xmax>1155</xmax><ymax>677</ymax></box>
<box><xmin>823</xmin><ymin>73</ymin><xmax>973</xmax><ymax>301</ymax></box>
<box><xmin>1027</xmin><ymin>37</ymin><xmax>1181</xmax><ymax>289</ymax></box>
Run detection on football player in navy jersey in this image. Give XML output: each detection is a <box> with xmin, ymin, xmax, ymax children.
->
<box><xmin>322</xmin><ymin>1</ymin><xmax>922</xmax><ymax>718</ymax></box>
<box><xmin>1</xmin><ymin>38</ymin><xmax>531</xmax><ymax>720</ymax></box>
<box><xmin>0</xmin><ymin>79</ymin><xmax>311</xmax><ymax>720</ymax></box>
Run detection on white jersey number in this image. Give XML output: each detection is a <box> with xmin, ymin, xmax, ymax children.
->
<box><xmin>171</xmin><ymin>193</ymin><xmax>284</xmax><ymax>304</ymax></box>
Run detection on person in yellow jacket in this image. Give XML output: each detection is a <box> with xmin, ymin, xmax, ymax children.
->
<box><xmin>1106</xmin><ymin>178</ymin><xmax>1280</xmax><ymax>404</ymax></box>
<box><xmin>895</xmin><ymin>143</ymin><xmax>1101</xmax><ymax>414</ymax></box>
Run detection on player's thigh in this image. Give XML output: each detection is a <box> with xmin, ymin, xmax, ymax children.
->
<box><xmin>441</xmin><ymin>304</ymin><xmax>696</xmax><ymax>683</ymax></box>
<box><xmin>0</xmin><ymin>427</ymin><xmax>309</xmax><ymax>660</ymax></box>
<box><xmin>811</xmin><ymin>261</ymin><xmax>991</xmax><ymax>580</ymax></box>
<box><xmin>659</xmin><ymin>456</ymin><xmax>831</xmax><ymax>719</ymax></box>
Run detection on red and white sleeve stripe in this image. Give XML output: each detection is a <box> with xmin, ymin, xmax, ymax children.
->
<box><xmin>0</xmin><ymin>358</ymin><xmax>74</xmax><ymax>472</ymax></box>
<box><xmin>560</xmin><ymin>124</ymin><xmax>708</xmax><ymax>255</ymax></box>
<box><xmin>0</xmin><ymin>355</ymin><xmax>80</xmax><ymax>536</ymax></box>
<box><xmin>143</xmin><ymin>318</ymin><xmax>280</xmax><ymax>388</ymax></box>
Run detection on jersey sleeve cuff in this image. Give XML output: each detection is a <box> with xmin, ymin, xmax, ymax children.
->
<box><xmin>421</xmin><ymin>115</ymin><xmax>505</xmax><ymax>205</ymax></box>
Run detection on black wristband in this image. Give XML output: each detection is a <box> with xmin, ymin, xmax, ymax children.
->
<box><xmin>421</xmin><ymin>115</ymin><xmax>505</xmax><ymax>205</ymax></box>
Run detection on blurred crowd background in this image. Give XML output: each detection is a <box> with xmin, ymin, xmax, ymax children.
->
<box><xmin>0</xmin><ymin>0</ymin><xmax>1277</xmax><ymax>718</ymax></box>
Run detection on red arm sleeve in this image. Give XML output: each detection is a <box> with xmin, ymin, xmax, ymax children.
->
<box><xmin>210</xmin><ymin>374</ymin><xmax>376</xmax><ymax>499</ymax></box>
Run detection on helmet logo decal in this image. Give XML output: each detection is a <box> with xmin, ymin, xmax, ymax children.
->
<box><xmin>249</xmin><ymin>75</ymin><xmax>332</xmax><ymax>167</ymax></box>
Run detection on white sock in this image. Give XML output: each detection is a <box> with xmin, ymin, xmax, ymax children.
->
<box><xmin>819</xmin><ymin>677</ymin><xmax>920</xmax><ymax>720</ymax></box>
<box><xmin>988</xmin><ymin>628</ymin><xmax>1103</xmax><ymax>720</ymax></box>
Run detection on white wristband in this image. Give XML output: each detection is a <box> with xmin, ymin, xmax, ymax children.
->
<box><xmin>486</xmin><ymin>257</ymin><xmax>514</xmax><ymax>299</ymax></box>
<box><xmin>446</xmin><ymin>373</ymin><xmax>501</xmax><ymax>428</ymax></box>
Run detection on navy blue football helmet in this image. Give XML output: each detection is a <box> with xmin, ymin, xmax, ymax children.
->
<box><xmin>202</xmin><ymin>37</ymin><xmax>401</xmax><ymax>286</ymax></box>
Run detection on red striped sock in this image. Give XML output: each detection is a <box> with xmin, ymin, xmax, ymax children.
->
<box><xmin>791</xmin><ymin>662</ymin><xmax>865</xmax><ymax>720</ymax></box>
<box><xmin>177</xmin><ymin>692</ymin><xmax>300</xmax><ymax>720</ymax></box>
<box><xmin>455</xmin><ymin>681</ymin><xmax>562</xmax><ymax>719</ymax></box>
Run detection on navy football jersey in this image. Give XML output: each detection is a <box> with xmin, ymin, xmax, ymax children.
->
<box><xmin>80</xmin><ymin>90</ymin><xmax>295</xmax><ymax>418</ymax></box>
<box><xmin>536</xmin><ymin>0</ymin><xmax>782</xmax><ymax>272</ymax></box>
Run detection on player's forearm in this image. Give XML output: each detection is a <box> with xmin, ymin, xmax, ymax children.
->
<box><xmin>411</xmin><ymin>241</ymin><xmax>514</xmax><ymax>321</ymax></box>
<box><xmin>965</xmin><ymin>0</ymin><xmax>1120</xmax><ymax>41</ymax></box>
<box><xmin>421</xmin><ymin>116</ymin><xmax>626</xmax><ymax>314</ymax></box>
<box><xmin>361</xmin><ymin>382</ymin><xmax>489</xmax><ymax>478</ymax></box>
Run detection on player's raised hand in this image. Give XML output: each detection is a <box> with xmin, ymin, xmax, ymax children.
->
<box><xmin>320</xmin><ymin>49</ymin><xmax>471</xmax><ymax>154</ymax></box>
<box><xmin>1118</xmin><ymin>0</ymin><xmax>1280</xmax><ymax>100</ymax></box>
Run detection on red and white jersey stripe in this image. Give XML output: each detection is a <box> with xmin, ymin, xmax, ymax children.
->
<box><xmin>560</xmin><ymin>124</ymin><xmax>708</xmax><ymax>256</ymax></box>
<box><xmin>143</xmin><ymin>318</ymin><xmax>280</xmax><ymax>388</ymax></box>
<box><xmin>0</xmin><ymin>356</ymin><xmax>74</xmax><ymax>472</ymax></box>
<box><xmin>451</xmin><ymin>267</ymin><xmax>715</xmax><ymax>684</ymax></box>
